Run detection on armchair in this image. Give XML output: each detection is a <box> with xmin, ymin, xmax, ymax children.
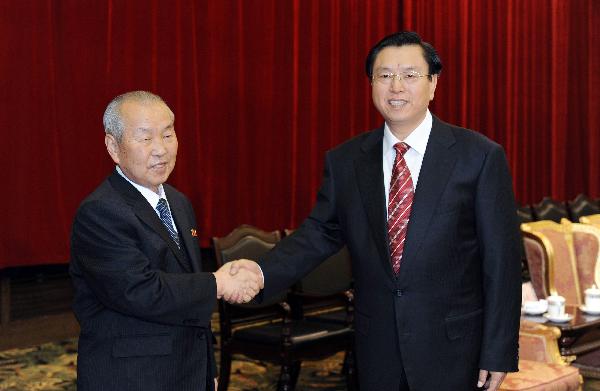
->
<box><xmin>500</xmin><ymin>320</ymin><xmax>582</xmax><ymax>390</ymax></box>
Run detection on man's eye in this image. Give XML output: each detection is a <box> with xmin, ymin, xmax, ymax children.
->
<box><xmin>404</xmin><ymin>73</ymin><xmax>417</xmax><ymax>79</ymax></box>
<box><xmin>380</xmin><ymin>74</ymin><xmax>392</xmax><ymax>79</ymax></box>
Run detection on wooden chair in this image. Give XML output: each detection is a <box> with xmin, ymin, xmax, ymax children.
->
<box><xmin>500</xmin><ymin>320</ymin><xmax>582</xmax><ymax>390</ymax></box>
<box><xmin>567</xmin><ymin>194</ymin><xmax>600</xmax><ymax>222</ymax></box>
<box><xmin>213</xmin><ymin>225</ymin><xmax>355</xmax><ymax>391</ymax></box>
<box><xmin>521</xmin><ymin>220</ymin><xmax>582</xmax><ymax>306</ymax></box>
<box><xmin>283</xmin><ymin>229</ymin><xmax>353</xmax><ymax>321</ymax></box>
<box><xmin>532</xmin><ymin>197</ymin><xmax>569</xmax><ymax>223</ymax></box>
<box><xmin>283</xmin><ymin>229</ymin><xmax>358</xmax><ymax>389</ymax></box>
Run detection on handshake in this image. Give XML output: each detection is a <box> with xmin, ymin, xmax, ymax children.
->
<box><xmin>213</xmin><ymin>259</ymin><xmax>263</xmax><ymax>304</ymax></box>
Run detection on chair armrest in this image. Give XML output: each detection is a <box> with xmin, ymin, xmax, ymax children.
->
<box><xmin>288</xmin><ymin>289</ymin><xmax>354</xmax><ymax>316</ymax></box>
<box><xmin>519</xmin><ymin>319</ymin><xmax>567</xmax><ymax>364</ymax></box>
<box><xmin>225</xmin><ymin>299</ymin><xmax>293</xmax><ymax>330</ymax></box>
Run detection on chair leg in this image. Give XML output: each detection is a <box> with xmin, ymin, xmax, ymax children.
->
<box><xmin>290</xmin><ymin>360</ymin><xmax>302</xmax><ymax>388</ymax></box>
<box><xmin>344</xmin><ymin>348</ymin><xmax>359</xmax><ymax>391</ymax></box>
<box><xmin>277</xmin><ymin>361</ymin><xmax>294</xmax><ymax>391</ymax></box>
<box><xmin>218</xmin><ymin>350</ymin><xmax>232</xmax><ymax>391</ymax></box>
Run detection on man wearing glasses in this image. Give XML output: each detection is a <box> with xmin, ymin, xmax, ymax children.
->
<box><xmin>235</xmin><ymin>31</ymin><xmax>521</xmax><ymax>390</ymax></box>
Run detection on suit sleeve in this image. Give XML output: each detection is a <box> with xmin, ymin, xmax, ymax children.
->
<box><xmin>70</xmin><ymin>199</ymin><xmax>217</xmax><ymax>327</ymax></box>
<box><xmin>259</xmin><ymin>152</ymin><xmax>345</xmax><ymax>298</ymax></box>
<box><xmin>475</xmin><ymin>144</ymin><xmax>522</xmax><ymax>372</ymax></box>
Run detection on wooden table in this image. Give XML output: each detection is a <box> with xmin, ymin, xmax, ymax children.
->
<box><xmin>523</xmin><ymin>304</ymin><xmax>600</xmax><ymax>357</ymax></box>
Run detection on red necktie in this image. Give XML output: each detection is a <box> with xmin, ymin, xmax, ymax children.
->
<box><xmin>387</xmin><ymin>142</ymin><xmax>414</xmax><ymax>274</ymax></box>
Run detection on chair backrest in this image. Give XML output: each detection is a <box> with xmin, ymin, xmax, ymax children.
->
<box><xmin>521</xmin><ymin>220</ymin><xmax>582</xmax><ymax>305</ymax></box>
<box><xmin>567</xmin><ymin>194</ymin><xmax>600</xmax><ymax>222</ymax></box>
<box><xmin>531</xmin><ymin>197</ymin><xmax>568</xmax><ymax>223</ymax></box>
<box><xmin>282</xmin><ymin>229</ymin><xmax>352</xmax><ymax>296</ymax></box>
<box><xmin>212</xmin><ymin>225</ymin><xmax>287</xmax><ymax>327</ymax></box>
<box><xmin>580</xmin><ymin>213</ymin><xmax>600</xmax><ymax>227</ymax></box>
<box><xmin>570</xmin><ymin>223</ymin><xmax>600</xmax><ymax>294</ymax></box>
<box><xmin>298</xmin><ymin>247</ymin><xmax>353</xmax><ymax>296</ymax></box>
<box><xmin>517</xmin><ymin>204</ymin><xmax>534</xmax><ymax>224</ymax></box>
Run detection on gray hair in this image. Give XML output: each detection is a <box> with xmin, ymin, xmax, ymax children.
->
<box><xmin>103</xmin><ymin>91</ymin><xmax>174</xmax><ymax>142</ymax></box>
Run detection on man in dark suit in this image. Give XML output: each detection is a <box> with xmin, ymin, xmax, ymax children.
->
<box><xmin>234</xmin><ymin>32</ymin><xmax>521</xmax><ymax>390</ymax></box>
<box><xmin>70</xmin><ymin>91</ymin><xmax>260</xmax><ymax>391</ymax></box>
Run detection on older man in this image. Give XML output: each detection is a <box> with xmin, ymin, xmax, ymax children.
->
<box><xmin>70</xmin><ymin>91</ymin><xmax>259</xmax><ymax>391</ymax></box>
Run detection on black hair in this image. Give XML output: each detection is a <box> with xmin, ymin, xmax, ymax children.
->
<box><xmin>365</xmin><ymin>31</ymin><xmax>442</xmax><ymax>79</ymax></box>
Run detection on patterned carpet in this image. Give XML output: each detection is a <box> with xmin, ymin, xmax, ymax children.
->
<box><xmin>0</xmin><ymin>338</ymin><xmax>598</xmax><ymax>390</ymax></box>
<box><xmin>0</xmin><ymin>338</ymin><xmax>349</xmax><ymax>391</ymax></box>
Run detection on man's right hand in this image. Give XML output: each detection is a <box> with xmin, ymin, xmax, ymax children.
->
<box><xmin>213</xmin><ymin>261</ymin><xmax>261</xmax><ymax>303</ymax></box>
<box><xmin>228</xmin><ymin>259</ymin><xmax>264</xmax><ymax>289</ymax></box>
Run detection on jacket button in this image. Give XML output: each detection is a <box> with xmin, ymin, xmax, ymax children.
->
<box><xmin>396</xmin><ymin>289</ymin><xmax>403</xmax><ymax>297</ymax></box>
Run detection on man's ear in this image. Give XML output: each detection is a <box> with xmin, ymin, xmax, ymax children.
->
<box><xmin>105</xmin><ymin>134</ymin><xmax>120</xmax><ymax>164</ymax></box>
<box><xmin>428</xmin><ymin>74</ymin><xmax>438</xmax><ymax>101</ymax></box>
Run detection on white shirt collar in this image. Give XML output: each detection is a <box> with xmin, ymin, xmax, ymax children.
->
<box><xmin>115</xmin><ymin>165</ymin><xmax>165</xmax><ymax>209</ymax></box>
<box><xmin>383</xmin><ymin>110</ymin><xmax>432</xmax><ymax>156</ymax></box>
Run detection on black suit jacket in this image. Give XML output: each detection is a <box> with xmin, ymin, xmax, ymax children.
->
<box><xmin>70</xmin><ymin>171</ymin><xmax>217</xmax><ymax>391</ymax></box>
<box><xmin>259</xmin><ymin>116</ymin><xmax>522</xmax><ymax>390</ymax></box>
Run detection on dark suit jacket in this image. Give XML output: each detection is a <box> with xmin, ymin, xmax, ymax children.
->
<box><xmin>70</xmin><ymin>171</ymin><xmax>217</xmax><ymax>391</ymax></box>
<box><xmin>259</xmin><ymin>116</ymin><xmax>522</xmax><ymax>390</ymax></box>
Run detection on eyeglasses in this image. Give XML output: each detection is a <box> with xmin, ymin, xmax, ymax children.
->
<box><xmin>372</xmin><ymin>70</ymin><xmax>431</xmax><ymax>85</ymax></box>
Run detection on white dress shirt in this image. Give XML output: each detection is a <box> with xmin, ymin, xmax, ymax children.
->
<box><xmin>383</xmin><ymin>110</ymin><xmax>432</xmax><ymax>213</ymax></box>
<box><xmin>116</xmin><ymin>165</ymin><xmax>178</xmax><ymax>233</ymax></box>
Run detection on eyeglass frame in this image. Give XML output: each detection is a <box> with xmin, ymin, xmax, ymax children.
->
<box><xmin>371</xmin><ymin>70</ymin><xmax>433</xmax><ymax>85</ymax></box>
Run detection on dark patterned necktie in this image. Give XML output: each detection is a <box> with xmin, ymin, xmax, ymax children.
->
<box><xmin>156</xmin><ymin>198</ymin><xmax>180</xmax><ymax>248</ymax></box>
<box><xmin>387</xmin><ymin>142</ymin><xmax>414</xmax><ymax>274</ymax></box>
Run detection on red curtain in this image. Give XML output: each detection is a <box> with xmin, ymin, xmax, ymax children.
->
<box><xmin>0</xmin><ymin>0</ymin><xmax>399</xmax><ymax>267</ymax></box>
<box><xmin>402</xmin><ymin>0</ymin><xmax>600</xmax><ymax>204</ymax></box>
<box><xmin>2</xmin><ymin>1</ymin><xmax>598</xmax><ymax>268</ymax></box>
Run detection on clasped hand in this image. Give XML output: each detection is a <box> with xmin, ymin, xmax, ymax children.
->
<box><xmin>213</xmin><ymin>259</ymin><xmax>263</xmax><ymax>304</ymax></box>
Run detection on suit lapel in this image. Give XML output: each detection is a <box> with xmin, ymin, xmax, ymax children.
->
<box><xmin>108</xmin><ymin>172</ymin><xmax>192</xmax><ymax>272</ymax></box>
<box><xmin>400</xmin><ymin>117</ymin><xmax>457</xmax><ymax>273</ymax></box>
<box><xmin>165</xmin><ymin>186</ymin><xmax>202</xmax><ymax>273</ymax></box>
<box><xmin>354</xmin><ymin>127</ymin><xmax>395</xmax><ymax>279</ymax></box>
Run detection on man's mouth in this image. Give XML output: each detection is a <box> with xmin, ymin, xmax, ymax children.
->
<box><xmin>388</xmin><ymin>99</ymin><xmax>408</xmax><ymax>107</ymax></box>
<box><xmin>151</xmin><ymin>162</ymin><xmax>167</xmax><ymax>169</ymax></box>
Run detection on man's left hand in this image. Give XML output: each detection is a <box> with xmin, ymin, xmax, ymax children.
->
<box><xmin>477</xmin><ymin>369</ymin><xmax>507</xmax><ymax>390</ymax></box>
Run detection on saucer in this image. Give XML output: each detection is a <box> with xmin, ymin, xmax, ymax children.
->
<box><xmin>543</xmin><ymin>313</ymin><xmax>573</xmax><ymax>323</ymax></box>
<box><xmin>522</xmin><ymin>307</ymin><xmax>547</xmax><ymax>316</ymax></box>
<box><xmin>580</xmin><ymin>305</ymin><xmax>600</xmax><ymax>315</ymax></box>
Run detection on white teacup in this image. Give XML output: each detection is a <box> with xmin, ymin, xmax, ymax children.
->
<box><xmin>547</xmin><ymin>295</ymin><xmax>566</xmax><ymax>317</ymax></box>
<box><xmin>523</xmin><ymin>299</ymin><xmax>547</xmax><ymax>314</ymax></box>
<box><xmin>585</xmin><ymin>286</ymin><xmax>600</xmax><ymax>310</ymax></box>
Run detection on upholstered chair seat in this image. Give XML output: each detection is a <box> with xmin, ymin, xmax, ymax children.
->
<box><xmin>501</xmin><ymin>360</ymin><xmax>581</xmax><ymax>391</ymax></box>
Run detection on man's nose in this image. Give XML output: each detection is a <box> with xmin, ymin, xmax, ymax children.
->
<box><xmin>389</xmin><ymin>75</ymin><xmax>406</xmax><ymax>92</ymax></box>
<box><xmin>152</xmin><ymin>138</ymin><xmax>167</xmax><ymax>155</ymax></box>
